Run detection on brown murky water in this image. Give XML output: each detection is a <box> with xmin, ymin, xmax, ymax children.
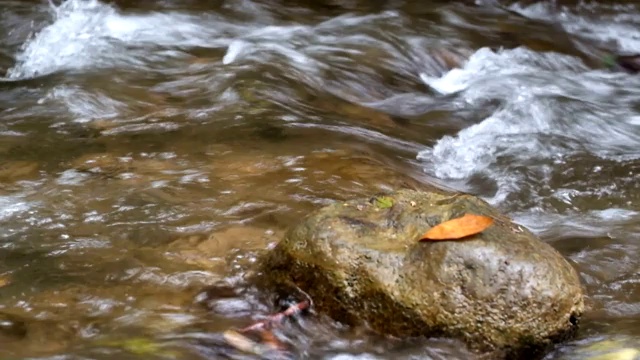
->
<box><xmin>1</xmin><ymin>0</ymin><xmax>640</xmax><ymax>359</ymax></box>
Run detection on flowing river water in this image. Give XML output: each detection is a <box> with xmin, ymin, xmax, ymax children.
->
<box><xmin>1</xmin><ymin>0</ymin><xmax>640</xmax><ymax>359</ymax></box>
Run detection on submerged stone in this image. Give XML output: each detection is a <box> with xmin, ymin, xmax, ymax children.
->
<box><xmin>609</xmin><ymin>54</ymin><xmax>640</xmax><ymax>73</ymax></box>
<box><xmin>258</xmin><ymin>189</ymin><xmax>584</xmax><ymax>359</ymax></box>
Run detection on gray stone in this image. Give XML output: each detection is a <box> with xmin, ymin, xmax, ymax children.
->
<box><xmin>258</xmin><ymin>189</ymin><xmax>584</xmax><ymax>359</ymax></box>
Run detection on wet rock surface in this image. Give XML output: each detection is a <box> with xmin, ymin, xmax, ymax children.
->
<box><xmin>259</xmin><ymin>189</ymin><xmax>585</xmax><ymax>359</ymax></box>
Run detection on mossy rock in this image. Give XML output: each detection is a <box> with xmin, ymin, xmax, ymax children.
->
<box><xmin>258</xmin><ymin>189</ymin><xmax>584</xmax><ymax>359</ymax></box>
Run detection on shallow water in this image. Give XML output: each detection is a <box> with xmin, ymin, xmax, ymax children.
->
<box><xmin>1</xmin><ymin>0</ymin><xmax>640</xmax><ymax>358</ymax></box>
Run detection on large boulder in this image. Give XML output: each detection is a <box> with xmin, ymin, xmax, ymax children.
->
<box><xmin>257</xmin><ymin>189</ymin><xmax>584</xmax><ymax>359</ymax></box>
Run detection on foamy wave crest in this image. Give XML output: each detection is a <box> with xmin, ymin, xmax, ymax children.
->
<box><xmin>6</xmin><ymin>0</ymin><xmax>229</xmax><ymax>79</ymax></box>
<box><xmin>417</xmin><ymin>47</ymin><xmax>640</xmax><ymax>207</ymax></box>
<box><xmin>510</xmin><ymin>2</ymin><xmax>640</xmax><ymax>53</ymax></box>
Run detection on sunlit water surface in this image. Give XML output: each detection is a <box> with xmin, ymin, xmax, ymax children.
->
<box><xmin>0</xmin><ymin>0</ymin><xmax>640</xmax><ymax>359</ymax></box>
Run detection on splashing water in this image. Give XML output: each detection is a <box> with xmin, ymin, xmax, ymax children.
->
<box><xmin>418</xmin><ymin>46</ymin><xmax>640</xmax><ymax>211</ymax></box>
<box><xmin>6</xmin><ymin>0</ymin><xmax>234</xmax><ymax>78</ymax></box>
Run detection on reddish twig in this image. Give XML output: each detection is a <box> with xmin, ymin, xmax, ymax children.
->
<box><xmin>223</xmin><ymin>299</ymin><xmax>311</xmax><ymax>357</ymax></box>
<box><xmin>239</xmin><ymin>300</ymin><xmax>310</xmax><ymax>333</ymax></box>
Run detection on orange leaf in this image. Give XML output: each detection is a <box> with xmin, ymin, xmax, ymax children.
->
<box><xmin>419</xmin><ymin>214</ymin><xmax>493</xmax><ymax>241</ymax></box>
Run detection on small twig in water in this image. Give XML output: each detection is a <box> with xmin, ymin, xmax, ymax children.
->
<box><xmin>239</xmin><ymin>300</ymin><xmax>311</xmax><ymax>333</ymax></box>
<box><xmin>223</xmin><ymin>300</ymin><xmax>311</xmax><ymax>357</ymax></box>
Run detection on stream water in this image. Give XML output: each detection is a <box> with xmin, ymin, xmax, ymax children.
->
<box><xmin>1</xmin><ymin>0</ymin><xmax>640</xmax><ymax>359</ymax></box>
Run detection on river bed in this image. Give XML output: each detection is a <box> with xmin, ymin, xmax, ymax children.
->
<box><xmin>1</xmin><ymin>0</ymin><xmax>640</xmax><ymax>359</ymax></box>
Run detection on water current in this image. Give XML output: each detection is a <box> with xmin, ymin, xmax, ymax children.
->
<box><xmin>1</xmin><ymin>0</ymin><xmax>640</xmax><ymax>359</ymax></box>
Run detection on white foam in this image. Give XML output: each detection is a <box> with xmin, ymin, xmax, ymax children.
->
<box><xmin>511</xmin><ymin>2</ymin><xmax>640</xmax><ymax>53</ymax></box>
<box><xmin>8</xmin><ymin>0</ymin><xmax>403</xmax><ymax>79</ymax></box>
<box><xmin>219</xmin><ymin>11</ymin><xmax>399</xmax><ymax>68</ymax></box>
<box><xmin>7</xmin><ymin>0</ymin><xmax>233</xmax><ymax>78</ymax></box>
<box><xmin>0</xmin><ymin>196</ymin><xmax>31</xmax><ymax>222</ymax></box>
<box><xmin>46</xmin><ymin>85</ymin><xmax>125</xmax><ymax>122</ymax></box>
<box><xmin>417</xmin><ymin>47</ymin><xmax>640</xmax><ymax>208</ymax></box>
<box><xmin>222</xmin><ymin>40</ymin><xmax>248</xmax><ymax>65</ymax></box>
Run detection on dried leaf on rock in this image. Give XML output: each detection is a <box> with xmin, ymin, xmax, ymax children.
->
<box><xmin>419</xmin><ymin>213</ymin><xmax>493</xmax><ymax>241</ymax></box>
